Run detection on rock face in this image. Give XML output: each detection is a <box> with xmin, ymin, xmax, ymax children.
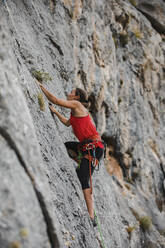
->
<box><xmin>136</xmin><ymin>0</ymin><xmax>165</xmax><ymax>34</ymax></box>
<box><xmin>0</xmin><ymin>0</ymin><xmax>165</xmax><ymax>247</ymax></box>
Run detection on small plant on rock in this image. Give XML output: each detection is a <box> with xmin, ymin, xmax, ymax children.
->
<box><xmin>133</xmin><ymin>28</ymin><xmax>143</xmax><ymax>39</ymax></box>
<box><xmin>20</xmin><ymin>228</ymin><xmax>28</xmax><ymax>238</ymax></box>
<box><xmin>119</xmin><ymin>32</ymin><xmax>129</xmax><ymax>47</ymax></box>
<box><xmin>139</xmin><ymin>216</ymin><xmax>152</xmax><ymax>231</ymax></box>
<box><xmin>126</xmin><ymin>226</ymin><xmax>135</xmax><ymax>233</ymax></box>
<box><xmin>129</xmin><ymin>0</ymin><xmax>137</xmax><ymax>7</ymax></box>
<box><xmin>10</xmin><ymin>242</ymin><xmax>21</xmax><ymax>248</ymax></box>
<box><xmin>38</xmin><ymin>93</ymin><xmax>45</xmax><ymax>111</ymax></box>
<box><xmin>32</xmin><ymin>70</ymin><xmax>52</xmax><ymax>83</ymax></box>
<box><xmin>126</xmin><ymin>226</ymin><xmax>136</xmax><ymax>239</ymax></box>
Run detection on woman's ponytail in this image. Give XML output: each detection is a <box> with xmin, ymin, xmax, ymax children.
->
<box><xmin>83</xmin><ymin>98</ymin><xmax>90</xmax><ymax>108</ymax></box>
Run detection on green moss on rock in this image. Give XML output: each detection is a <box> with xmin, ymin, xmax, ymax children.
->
<box><xmin>119</xmin><ymin>33</ymin><xmax>129</xmax><ymax>47</ymax></box>
<box><xmin>10</xmin><ymin>242</ymin><xmax>21</xmax><ymax>248</ymax></box>
<box><xmin>128</xmin><ymin>0</ymin><xmax>137</xmax><ymax>7</ymax></box>
<box><xmin>38</xmin><ymin>93</ymin><xmax>45</xmax><ymax>111</ymax></box>
<box><xmin>32</xmin><ymin>70</ymin><xmax>52</xmax><ymax>83</ymax></box>
<box><xmin>139</xmin><ymin>216</ymin><xmax>152</xmax><ymax>230</ymax></box>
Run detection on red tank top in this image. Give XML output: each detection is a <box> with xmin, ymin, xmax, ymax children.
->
<box><xmin>70</xmin><ymin>113</ymin><xmax>104</xmax><ymax>149</ymax></box>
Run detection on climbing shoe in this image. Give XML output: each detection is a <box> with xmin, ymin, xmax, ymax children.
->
<box><xmin>91</xmin><ymin>215</ymin><xmax>97</xmax><ymax>227</ymax></box>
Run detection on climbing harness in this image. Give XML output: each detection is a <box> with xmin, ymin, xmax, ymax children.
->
<box><xmin>77</xmin><ymin>135</ymin><xmax>104</xmax><ymax>194</ymax></box>
<box><xmin>94</xmin><ymin>210</ymin><xmax>107</xmax><ymax>248</ymax></box>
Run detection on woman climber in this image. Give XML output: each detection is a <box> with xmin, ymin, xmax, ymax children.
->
<box><xmin>37</xmin><ymin>82</ymin><xmax>104</xmax><ymax>226</ymax></box>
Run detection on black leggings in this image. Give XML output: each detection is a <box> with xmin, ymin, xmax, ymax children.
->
<box><xmin>64</xmin><ymin>141</ymin><xmax>104</xmax><ymax>190</ymax></box>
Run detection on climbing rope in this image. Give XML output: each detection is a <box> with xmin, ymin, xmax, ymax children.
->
<box><xmin>94</xmin><ymin>210</ymin><xmax>107</xmax><ymax>248</ymax></box>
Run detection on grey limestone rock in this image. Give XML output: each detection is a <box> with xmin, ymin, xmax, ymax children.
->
<box><xmin>0</xmin><ymin>0</ymin><xmax>165</xmax><ymax>247</ymax></box>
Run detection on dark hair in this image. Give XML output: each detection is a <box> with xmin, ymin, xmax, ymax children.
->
<box><xmin>75</xmin><ymin>88</ymin><xmax>90</xmax><ymax>108</ymax></box>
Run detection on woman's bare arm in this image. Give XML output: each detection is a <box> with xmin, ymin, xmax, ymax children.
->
<box><xmin>37</xmin><ymin>82</ymin><xmax>80</xmax><ymax>109</ymax></box>
<box><xmin>49</xmin><ymin>105</ymin><xmax>70</xmax><ymax>127</ymax></box>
